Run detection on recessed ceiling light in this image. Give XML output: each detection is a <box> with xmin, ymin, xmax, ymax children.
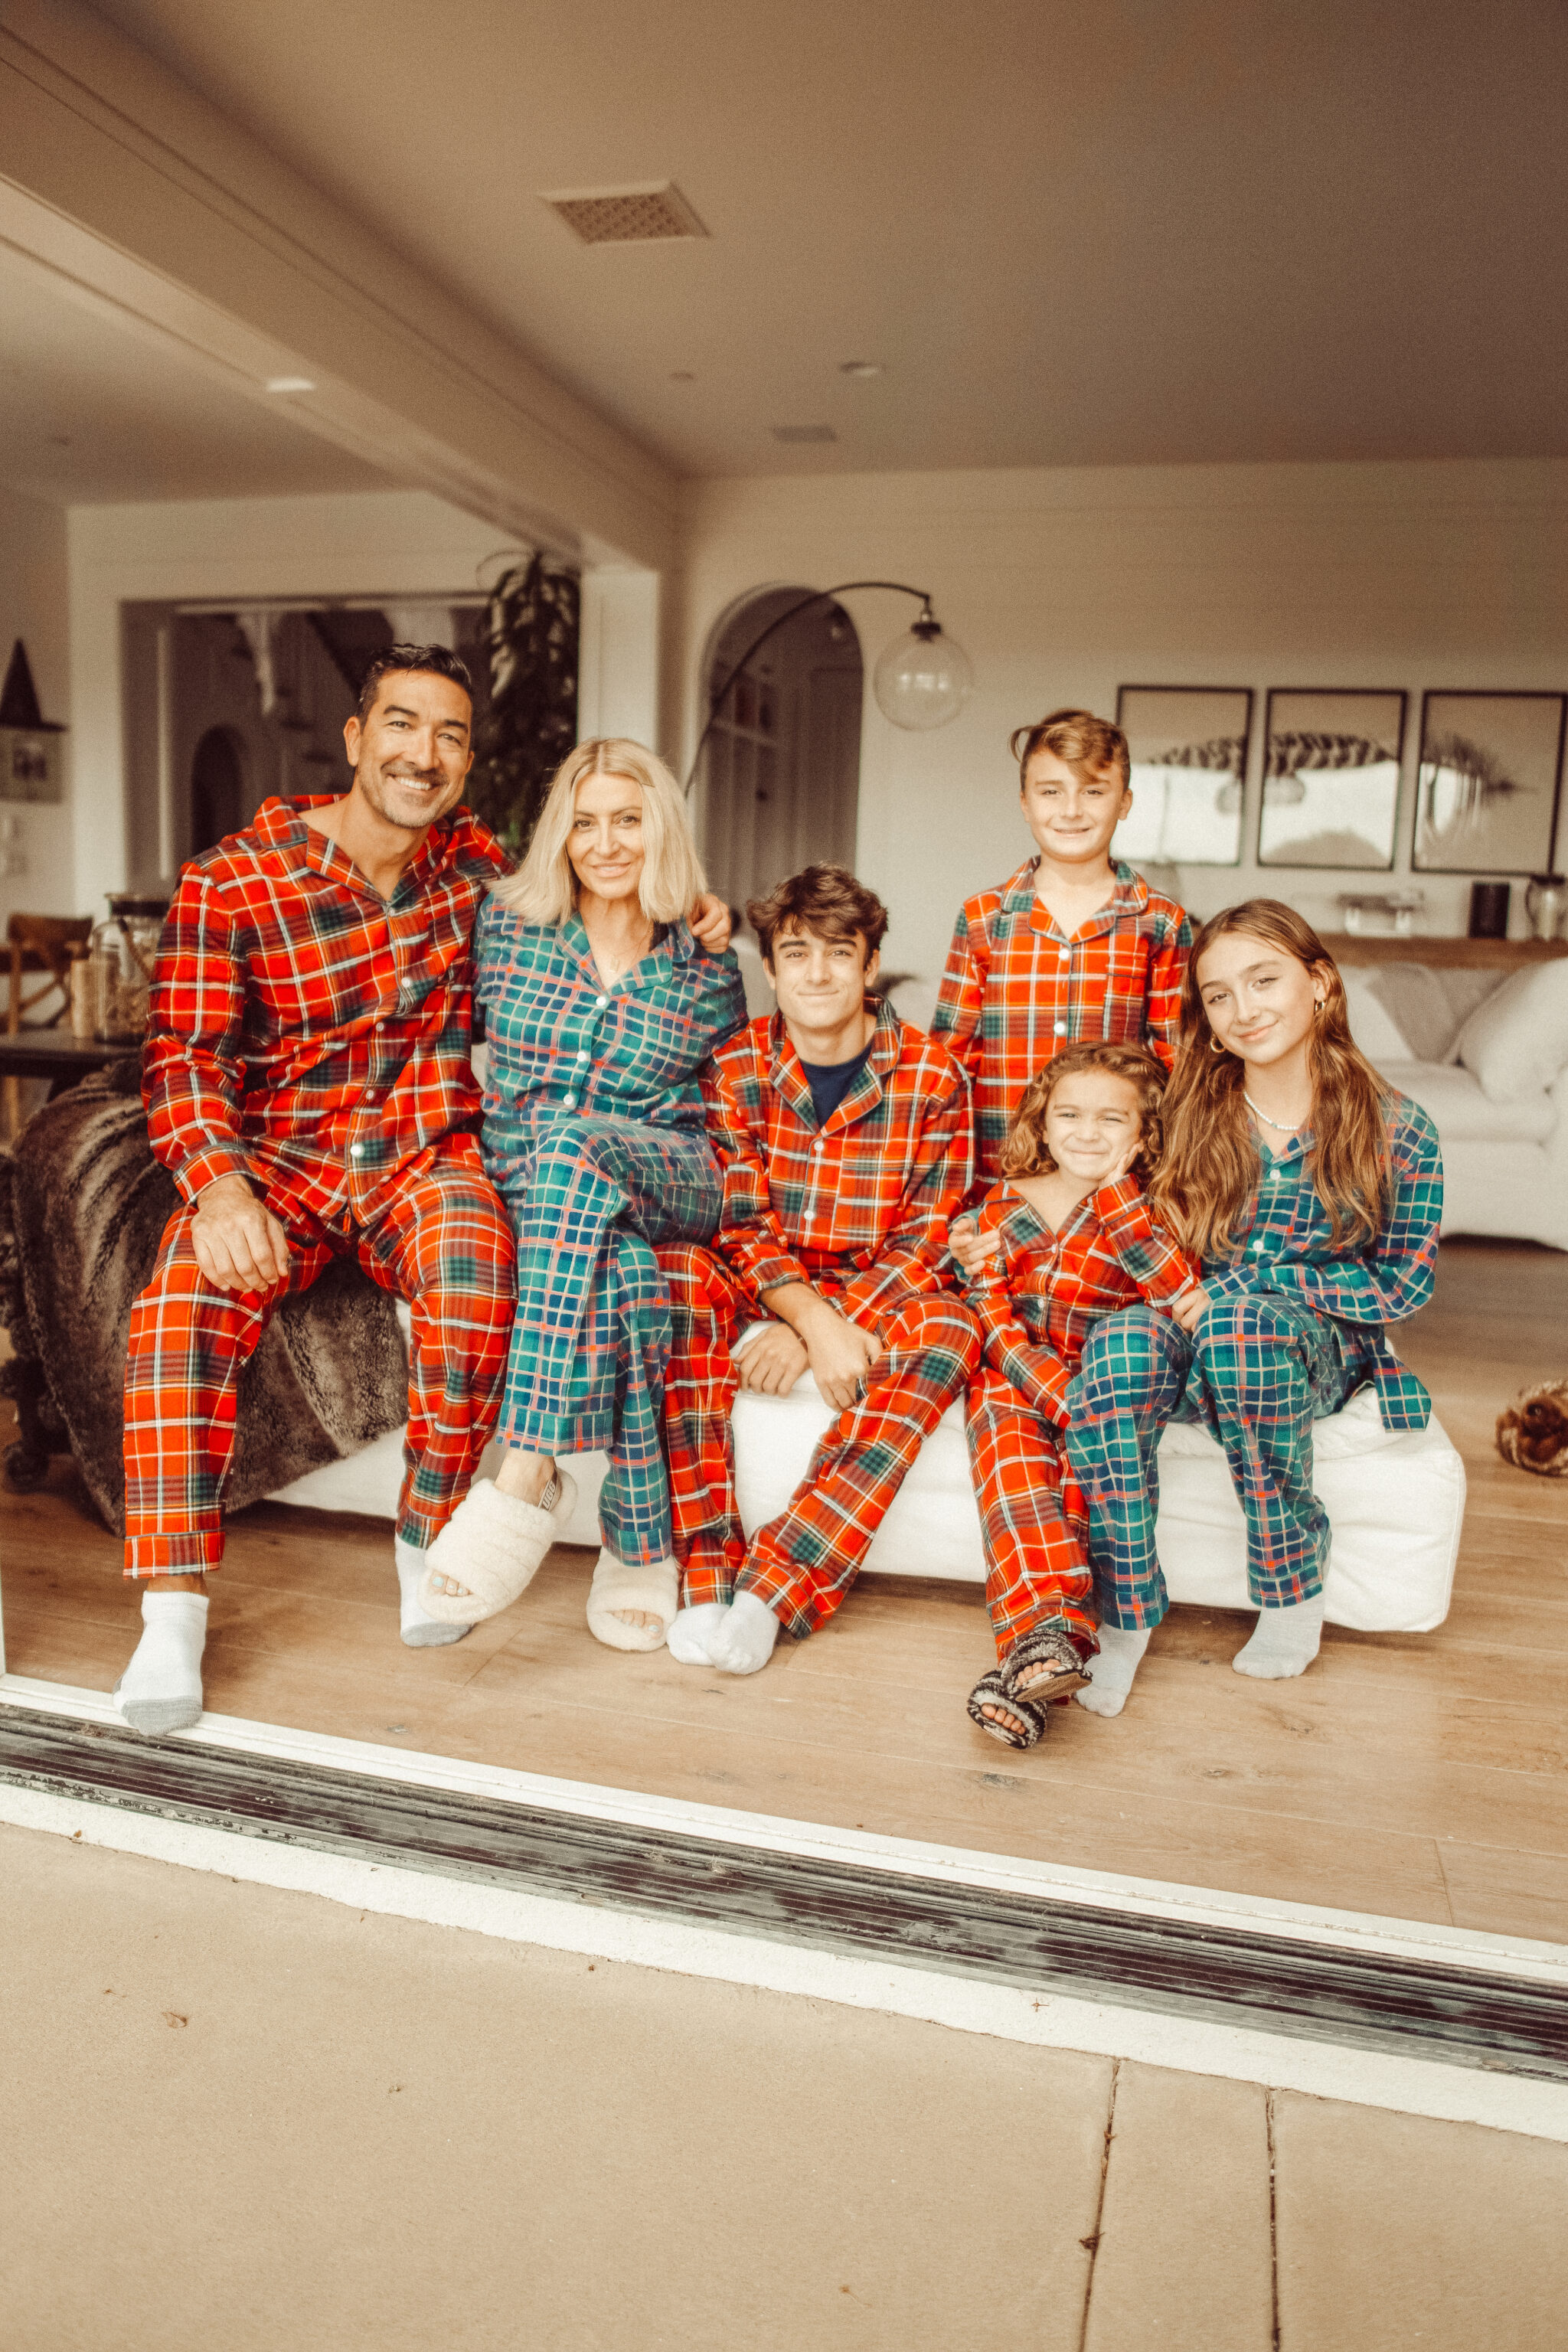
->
<box><xmin>772</xmin><ymin>424</ymin><xmax>837</xmax><ymax>444</ymax></box>
<box><xmin>264</xmin><ymin>375</ymin><xmax>317</xmax><ymax>394</ymax></box>
<box><xmin>838</xmin><ymin>361</ymin><xmax>884</xmax><ymax>378</ymax></box>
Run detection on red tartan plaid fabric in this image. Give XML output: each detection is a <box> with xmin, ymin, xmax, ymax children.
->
<box><xmin>964</xmin><ymin>1176</ymin><xmax>1198</xmax><ymax>1426</ymax></box>
<box><xmin>931</xmin><ymin>858</ymin><xmax>1190</xmax><ymax>1200</ymax></box>
<box><xmin>122</xmin><ymin>1143</ymin><xmax>515</xmax><ymax>1573</ymax></box>
<box><xmin>657</xmin><ymin>1243</ymin><xmax>980</xmax><ymax>1632</ymax></box>
<box><xmin>144</xmin><ymin>797</ymin><xmax>509</xmax><ymax>1221</ymax></box>
<box><xmin>965</xmin><ymin>1367</ymin><xmax>1095</xmax><ymax>1657</ymax></box>
<box><xmin>701</xmin><ymin>1001</ymin><xmax>972</xmax><ymax>1316</ymax></box>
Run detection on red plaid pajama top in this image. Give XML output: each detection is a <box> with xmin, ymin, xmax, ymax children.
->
<box><xmin>932</xmin><ymin>858</ymin><xmax>1190</xmax><ymax>1202</ymax></box>
<box><xmin>965</xmin><ymin>1176</ymin><xmax>1199</xmax><ymax>1423</ymax></box>
<box><xmin>704</xmin><ymin>1001</ymin><xmax>973</xmax><ymax>1309</ymax></box>
<box><xmin>143</xmin><ymin>797</ymin><xmax>510</xmax><ymax>1217</ymax></box>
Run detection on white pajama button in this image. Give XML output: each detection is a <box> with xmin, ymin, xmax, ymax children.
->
<box><xmin>564</xmin><ymin>1094</ymin><xmax>577</xmax><ymax>1109</ymax></box>
<box><xmin>577</xmin><ymin>1049</ymin><xmax>589</xmax><ymax>1061</ymax></box>
<box><xmin>595</xmin><ymin>994</ymin><xmax>607</xmax><ymax>1008</ymax></box>
<box><xmin>349</xmin><ymin>1143</ymin><xmax>363</xmax><ymax>1158</ymax></box>
<box><xmin>1054</xmin><ymin>1020</ymin><xmax>1067</xmax><ymax>1035</ymax></box>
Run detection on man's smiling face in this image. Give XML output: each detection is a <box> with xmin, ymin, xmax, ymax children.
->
<box><xmin>342</xmin><ymin>668</ymin><xmax>474</xmax><ymax>835</ymax></box>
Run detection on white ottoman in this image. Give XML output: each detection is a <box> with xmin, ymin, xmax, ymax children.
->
<box><xmin>270</xmin><ymin>1325</ymin><xmax>1465</xmax><ymax>1635</ymax></box>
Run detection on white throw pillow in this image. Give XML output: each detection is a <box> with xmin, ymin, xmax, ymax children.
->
<box><xmin>1338</xmin><ymin>967</ymin><xmax>1415</xmax><ymax>1067</ymax></box>
<box><xmin>1454</xmin><ymin>959</ymin><xmax>1568</xmax><ymax>1102</ymax></box>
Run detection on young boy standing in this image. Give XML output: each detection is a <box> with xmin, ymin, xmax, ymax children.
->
<box><xmin>933</xmin><ymin>707</ymin><xmax>1191</xmax><ymax>1266</ymax></box>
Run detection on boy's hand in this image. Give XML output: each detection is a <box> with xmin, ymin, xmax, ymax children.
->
<box><xmin>691</xmin><ymin>894</ymin><xmax>732</xmax><ymax>953</ymax></box>
<box><xmin>1167</xmin><ymin>1281</ymin><xmax>1210</xmax><ymax>1334</ymax></box>
<box><xmin>736</xmin><ymin>1323</ymin><xmax>809</xmax><ymax>1396</ymax></box>
<box><xmin>801</xmin><ymin>1308</ymin><xmax>881</xmax><ymax>1414</ymax></box>
<box><xmin>191</xmin><ymin>1174</ymin><xmax>290</xmax><ymax>1294</ymax></box>
<box><xmin>949</xmin><ymin>1217</ymin><xmax>1001</xmax><ymax>1277</ymax></box>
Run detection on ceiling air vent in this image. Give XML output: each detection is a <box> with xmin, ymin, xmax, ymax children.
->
<box><xmin>772</xmin><ymin>424</ymin><xmax>838</xmax><ymax>444</ymax></box>
<box><xmin>543</xmin><ymin>181</ymin><xmax>708</xmax><ymax>244</ymax></box>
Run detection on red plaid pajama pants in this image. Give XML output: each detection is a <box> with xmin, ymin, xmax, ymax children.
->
<box><xmin>122</xmin><ymin>1144</ymin><xmax>516</xmax><ymax>1574</ymax></box>
<box><xmin>965</xmin><ymin>1367</ymin><xmax>1098</xmax><ymax>1663</ymax></box>
<box><xmin>656</xmin><ymin>1244</ymin><xmax>981</xmax><ymax>1635</ymax></box>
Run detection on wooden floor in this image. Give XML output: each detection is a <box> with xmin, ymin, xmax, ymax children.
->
<box><xmin>3</xmin><ymin>1238</ymin><xmax>1565</xmax><ymax>1940</ymax></box>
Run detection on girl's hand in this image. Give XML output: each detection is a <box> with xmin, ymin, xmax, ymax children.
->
<box><xmin>1167</xmin><ymin>1281</ymin><xmax>1209</xmax><ymax>1333</ymax></box>
<box><xmin>691</xmin><ymin>894</ymin><xmax>732</xmax><ymax>953</ymax></box>
<box><xmin>949</xmin><ymin>1217</ymin><xmax>1001</xmax><ymax>1278</ymax></box>
<box><xmin>1104</xmin><ymin>1134</ymin><xmax>1144</xmax><ymax>1189</ymax></box>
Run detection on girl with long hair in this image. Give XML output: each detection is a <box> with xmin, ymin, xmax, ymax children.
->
<box><xmin>1063</xmin><ymin>900</ymin><xmax>1443</xmax><ymax>1715</ymax></box>
<box><xmin>416</xmin><ymin>739</ymin><xmax>746</xmax><ymax>1653</ymax></box>
<box><xmin>960</xmin><ymin>1041</ymin><xmax>1198</xmax><ymax>1748</ymax></box>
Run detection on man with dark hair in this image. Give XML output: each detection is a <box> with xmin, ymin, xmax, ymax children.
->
<box><xmin>114</xmin><ymin>646</ymin><xmax>518</xmax><ymax>1730</ymax></box>
<box><xmin>655</xmin><ymin>864</ymin><xmax>979</xmax><ymax>1675</ymax></box>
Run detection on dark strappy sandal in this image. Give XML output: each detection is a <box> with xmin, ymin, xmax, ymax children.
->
<box><xmin>966</xmin><ymin>1669</ymin><xmax>1048</xmax><ymax>1749</ymax></box>
<box><xmin>1004</xmin><ymin>1623</ymin><xmax>1093</xmax><ymax>1709</ymax></box>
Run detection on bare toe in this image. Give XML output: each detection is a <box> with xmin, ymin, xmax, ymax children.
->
<box><xmin>610</xmin><ymin>1608</ymin><xmax>662</xmax><ymax>1630</ymax></box>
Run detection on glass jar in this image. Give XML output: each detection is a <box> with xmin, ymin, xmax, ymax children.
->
<box><xmin>1524</xmin><ymin>874</ymin><xmax>1568</xmax><ymax>942</ymax></box>
<box><xmin>90</xmin><ymin>895</ymin><xmax>166</xmax><ymax>1043</ymax></box>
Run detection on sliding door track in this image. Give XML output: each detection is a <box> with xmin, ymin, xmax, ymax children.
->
<box><xmin>1</xmin><ymin>1697</ymin><xmax>1563</xmax><ymax>2086</ymax></box>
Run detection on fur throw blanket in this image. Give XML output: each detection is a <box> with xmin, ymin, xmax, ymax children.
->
<box><xmin>0</xmin><ymin>1061</ymin><xmax>408</xmax><ymax>1534</ymax></box>
<box><xmin>1496</xmin><ymin>1380</ymin><xmax>1568</xmax><ymax>1478</ymax></box>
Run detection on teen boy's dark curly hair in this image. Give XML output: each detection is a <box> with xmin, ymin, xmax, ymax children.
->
<box><xmin>999</xmin><ymin>1040</ymin><xmax>1169</xmax><ymax>1181</ymax></box>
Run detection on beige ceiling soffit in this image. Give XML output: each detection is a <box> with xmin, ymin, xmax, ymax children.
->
<box><xmin>0</xmin><ymin>19</ymin><xmax>676</xmax><ymax>567</ymax></box>
<box><xmin>0</xmin><ymin>198</ymin><xmax>583</xmax><ymax>561</ymax></box>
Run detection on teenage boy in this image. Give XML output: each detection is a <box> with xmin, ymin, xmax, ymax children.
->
<box><xmin>655</xmin><ymin>864</ymin><xmax>980</xmax><ymax>1676</ymax></box>
<box><xmin>933</xmin><ymin>707</ymin><xmax>1190</xmax><ymax>1271</ymax></box>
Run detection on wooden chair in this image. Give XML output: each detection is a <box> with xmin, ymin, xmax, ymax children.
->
<box><xmin>4</xmin><ymin>913</ymin><xmax>93</xmax><ymax>1139</ymax></box>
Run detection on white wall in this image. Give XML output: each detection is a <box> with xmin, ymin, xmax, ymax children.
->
<box><xmin>0</xmin><ymin>483</ymin><xmax>74</xmax><ymax>936</ymax></box>
<box><xmin>676</xmin><ymin>459</ymin><xmax>1568</xmax><ymax>1000</ymax></box>
<box><xmin>66</xmin><ymin>490</ymin><xmax>664</xmax><ymax>915</ymax></box>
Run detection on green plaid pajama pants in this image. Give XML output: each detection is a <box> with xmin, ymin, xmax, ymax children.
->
<box><xmin>484</xmin><ymin>1112</ymin><xmax>722</xmax><ymax>1570</ymax></box>
<box><xmin>1064</xmin><ymin>1291</ymin><xmax>1375</xmax><ymax>1629</ymax></box>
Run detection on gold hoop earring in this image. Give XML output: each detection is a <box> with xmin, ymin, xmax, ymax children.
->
<box><xmin>1209</xmin><ymin>1034</ymin><xmax>1227</xmax><ymax>1055</ymax></box>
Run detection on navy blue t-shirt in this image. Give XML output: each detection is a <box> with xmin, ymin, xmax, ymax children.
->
<box><xmin>799</xmin><ymin>1041</ymin><xmax>875</xmax><ymax>1129</ymax></box>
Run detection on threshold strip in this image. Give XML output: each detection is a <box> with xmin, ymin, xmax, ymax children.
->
<box><xmin>0</xmin><ymin>1699</ymin><xmax>1563</xmax><ymax>2085</ymax></box>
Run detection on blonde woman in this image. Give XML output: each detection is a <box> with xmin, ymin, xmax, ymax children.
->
<box><xmin>418</xmin><ymin>739</ymin><xmax>746</xmax><ymax>1651</ymax></box>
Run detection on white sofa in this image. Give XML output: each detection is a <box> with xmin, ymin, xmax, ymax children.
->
<box><xmin>273</xmin><ymin>1316</ymin><xmax>1465</xmax><ymax>1635</ymax></box>
<box><xmin>1339</xmin><ymin>955</ymin><xmax>1568</xmax><ymax>1252</ymax></box>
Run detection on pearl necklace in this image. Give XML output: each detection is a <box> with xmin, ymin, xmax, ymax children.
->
<box><xmin>1243</xmin><ymin>1090</ymin><xmax>1307</xmax><ymax>1132</ymax></box>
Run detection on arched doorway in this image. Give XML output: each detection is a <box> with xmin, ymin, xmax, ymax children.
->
<box><xmin>697</xmin><ymin>589</ymin><xmax>863</xmax><ymax>912</ymax></box>
<box><xmin>190</xmin><ymin>724</ymin><xmax>248</xmax><ymax>856</ymax></box>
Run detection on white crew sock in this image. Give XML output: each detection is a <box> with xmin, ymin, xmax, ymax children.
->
<box><xmin>709</xmin><ymin>1589</ymin><xmax>781</xmax><ymax>1677</ymax></box>
<box><xmin>114</xmin><ymin>1591</ymin><xmax>208</xmax><ymax>1735</ymax></box>
<box><xmin>666</xmin><ymin>1601</ymin><xmax>731</xmax><ymax>1667</ymax></box>
<box><xmin>1233</xmin><ymin>1593</ymin><xmax>1326</xmax><ymax>1680</ymax></box>
<box><xmin>1073</xmin><ymin>1622</ymin><xmax>1151</xmax><ymax>1719</ymax></box>
<box><xmin>395</xmin><ymin>1537</ymin><xmax>472</xmax><ymax>1647</ymax></box>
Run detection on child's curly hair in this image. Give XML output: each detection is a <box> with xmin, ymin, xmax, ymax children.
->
<box><xmin>999</xmin><ymin>1040</ymin><xmax>1169</xmax><ymax>1181</ymax></box>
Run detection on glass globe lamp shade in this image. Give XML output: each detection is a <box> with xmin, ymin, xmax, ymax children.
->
<box><xmin>872</xmin><ymin>619</ymin><xmax>973</xmax><ymax>731</ymax></box>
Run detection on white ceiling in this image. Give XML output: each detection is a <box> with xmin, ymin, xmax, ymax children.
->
<box><xmin>0</xmin><ymin>241</ymin><xmax>390</xmax><ymax>505</ymax></box>
<box><xmin>80</xmin><ymin>0</ymin><xmax>1568</xmax><ymax>479</ymax></box>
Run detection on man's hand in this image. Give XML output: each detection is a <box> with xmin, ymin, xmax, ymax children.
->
<box><xmin>949</xmin><ymin>1216</ymin><xmax>1001</xmax><ymax>1279</ymax></box>
<box><xmin>190</xmin><ymin>1174</ymin><xmax>290</xmax><ymax>1295</ymax></box>
<box><xmin>1167</xmin><ymin>1281</ymin><xmax>1210</xmax><ymax>1334</ymax></box>
<box><xmin>736</xmin><ymin>1322</ymin><xmax>809</xmax><ymax>1396</ymax></box>
<box><xmin>691</xmin><ymin>894</ymin><xmax>733</xmax><ymax>954</ymax></box>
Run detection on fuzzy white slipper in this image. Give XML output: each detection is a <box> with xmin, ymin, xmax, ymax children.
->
<box><xmin>585</xmin><ymin>1549</ymin><xmax>680</xmax><ymax>1653</ymax></box>
<box><xmin>416</xmin><ymin>1472</ymin><xmax>577</xmax><ymax>1625</ymax></box>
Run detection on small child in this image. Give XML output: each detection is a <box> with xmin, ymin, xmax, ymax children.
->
<box><xmin>933</xmin><ymin>707</ymin><xmax>1191</xmax><ymax>1271</ymax></box>
<box><xmin>960</xmin><ymin>1040</ymin><xmax>1198</xmax><ymax>1748</ymax></box>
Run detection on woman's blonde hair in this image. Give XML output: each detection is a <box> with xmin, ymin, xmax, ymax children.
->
<box><xmin>492</xmin><ymin>738</ymin><xmax>707</xmax><ymax>926</ymax></box>
<box><xmin>999</xmin><ymin>1040</ymin><xmax>1169</xmax><ymax>1181</ymax></box>
<box><xmin>1151</xmin><ymin>899</ymin><xmax>1391</xmax><ymax>1259</ymax></box>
